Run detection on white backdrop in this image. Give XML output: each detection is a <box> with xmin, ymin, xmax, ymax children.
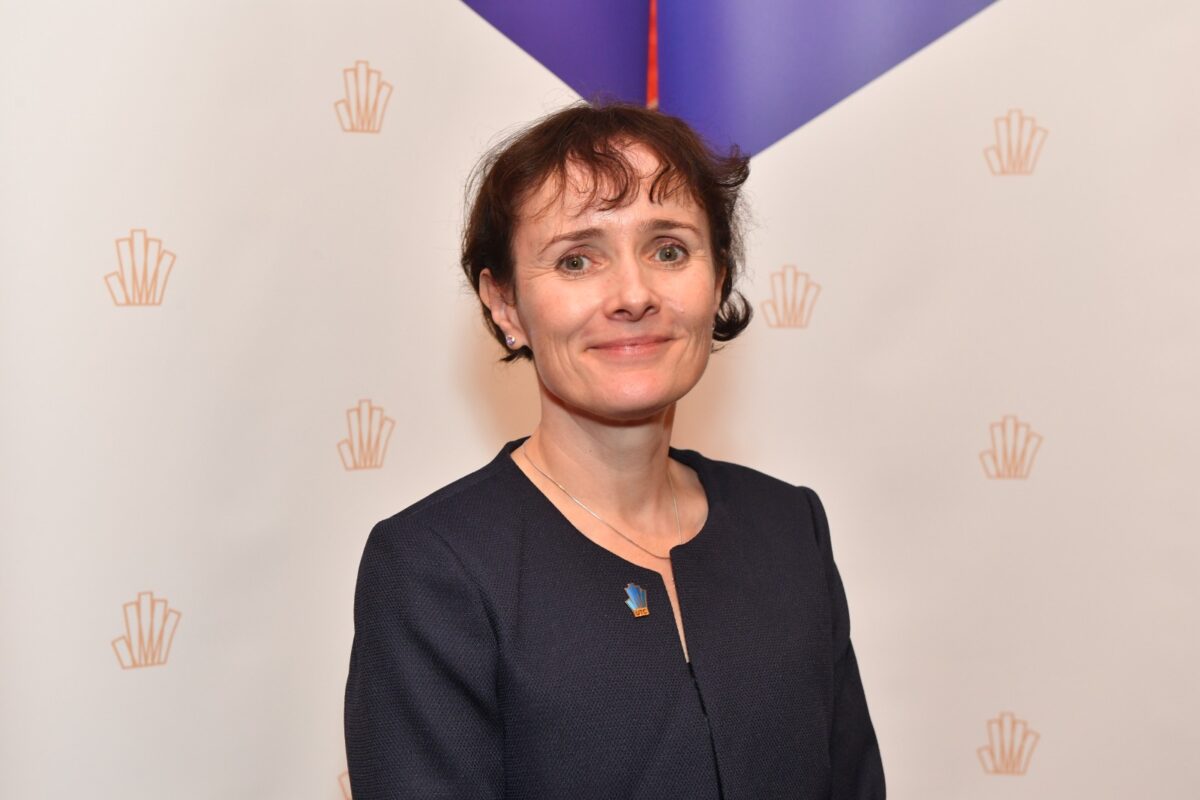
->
<box><xmin>2</xmin><ymin>0</ymin><xmax>1198</xmax><ymax>797</ymax></box>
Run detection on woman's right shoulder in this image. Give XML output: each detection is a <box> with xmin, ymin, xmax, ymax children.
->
<box><xmin>360</xmin><ymin>450</ymin><xmax>523</xmax><ymax>576</ymax></box>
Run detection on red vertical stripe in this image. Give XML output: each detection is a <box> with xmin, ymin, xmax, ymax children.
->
<box><xmin>646</xmin><ymin>0</ymin><xmax>659</xmax><ymax>108</ymax></box>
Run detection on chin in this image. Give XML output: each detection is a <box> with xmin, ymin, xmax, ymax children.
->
<box><xmin>583</xmin><ymin>383</ymin><xmax>692</xmax><ymax>422</ymax></box>
<box><xmin>543</xmin><ymin>360</ymin><xmax>708</xmax><ymax>421</ymax></box>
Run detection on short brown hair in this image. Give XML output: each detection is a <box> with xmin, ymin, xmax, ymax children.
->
<box><xmin>460</xmin><ymin>98</ymin><xmax>753</xmax><ymax>362</ymax></box>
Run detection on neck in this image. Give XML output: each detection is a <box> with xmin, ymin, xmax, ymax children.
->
<box><xmin>524</xmin><ymin>383</ymin><xmax>679</xmax><ymax>531</ymax></box>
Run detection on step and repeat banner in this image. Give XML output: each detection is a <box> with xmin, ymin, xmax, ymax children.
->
<box><xmin>2</xmin><ymin>0</ymin><xmax>1197</xmax><ymax>797</ymax></box>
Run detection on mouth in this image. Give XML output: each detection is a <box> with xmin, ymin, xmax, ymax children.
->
<box><xmin>589</xmin><ymin>337</ymin><xmax>673</xmax><ymax>356</ymax></box>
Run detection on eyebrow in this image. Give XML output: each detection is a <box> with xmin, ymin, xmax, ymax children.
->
<box><xmin>537</xmin><ymin>218</ymin><xmax>703</xmax><ymax>257</ymax></box>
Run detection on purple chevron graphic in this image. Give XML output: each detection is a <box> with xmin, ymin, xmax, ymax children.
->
<box><xmin>462</xmin><ymin>0</ymin><xmax>999</xmax><ymax>156</ymax></box>
<box><xmin>462</xmin><ymin>0</ymin><xmax>649</xmax><ymax>106</ymax></box>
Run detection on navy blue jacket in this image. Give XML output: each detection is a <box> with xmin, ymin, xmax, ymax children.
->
<box><xmin>345</xmin><ymin>436</ymin><xmax>885</xmax><ymax>798</ymax></box>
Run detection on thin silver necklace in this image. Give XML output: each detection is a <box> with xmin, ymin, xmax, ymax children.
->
<box><xmin>520</xmin><ymin>444</ymin><xmax>682</xmax><ymax>562</ymax></box>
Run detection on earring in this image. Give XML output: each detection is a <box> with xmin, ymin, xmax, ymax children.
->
<box><xmin>505</xmin><ymin>334</ymin><xmax>517</xmax><ymax>347</ymax></box>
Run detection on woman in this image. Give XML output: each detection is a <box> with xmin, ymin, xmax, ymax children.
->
<box><xmin>344</xmin><ymin>100</ymin><xmax>885</xmax><ymax>799</ymax></box>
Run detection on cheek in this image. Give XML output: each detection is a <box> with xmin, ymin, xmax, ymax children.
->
<box><xmin>670</xmin><ymin>282</ymin><xmax>721</xmax><ymax>327</ymax></box>
<box><xmin>520</xmin><ymin>286</ymin><xmax>594</xmax><ymax>340</ymax></box>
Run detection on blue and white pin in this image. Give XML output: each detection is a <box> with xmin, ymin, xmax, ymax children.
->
<box><xmin>624</xmin><ymin>582</ymin><xmax>649</xmax><ymax>617</ymax></box>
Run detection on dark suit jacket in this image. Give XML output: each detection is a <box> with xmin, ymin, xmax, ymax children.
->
<box><xmin>345</xmin><ymin>436</ymin><xmax>885</xmax><ymax>798</ymax></box>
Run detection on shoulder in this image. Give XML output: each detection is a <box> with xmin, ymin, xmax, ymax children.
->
<box><xmin>386</xmin><ymin>456</ymin><xmax>510</xmax><ymax>527</ymax></box>
<box><xmin>675</xmin><ymin>447</ymin><xmax>829</xmax><ymax>544</ymax></box>
<box><xmin>359</xmin><ymin>449</ymin><xmax>523</xmax><ymax>580</ymax></box>
<box><xmin>676</xmin><ymin>446</ymin><xmax>814</xmax><ymax>506</ymax></box>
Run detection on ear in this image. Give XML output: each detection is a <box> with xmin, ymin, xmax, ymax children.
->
<box><xmin>479</xmin><ymin>268</ymin><xmax>528</xmax><ymax>347</ymax></box>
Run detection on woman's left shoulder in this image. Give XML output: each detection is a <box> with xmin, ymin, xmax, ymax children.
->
<box><xmin>676</xmin><ymin>447</ymin><xmax>812</xmax><ymax>505</ymax></box>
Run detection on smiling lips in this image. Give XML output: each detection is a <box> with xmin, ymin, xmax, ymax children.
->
<box><xmin>590</xmin><ymin>336</ymin><xmax>672</xmax><ymax>355</ymax></box>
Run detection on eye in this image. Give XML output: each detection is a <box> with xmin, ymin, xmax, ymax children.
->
<box><xmin>654</xmin><ymin>242</ymin><xmax>688</xmax><ymax>264</ymax></box>
<box><xmin>557</xmin><ymin>252</ymin><xmax>592</xmax><ymax>274</ymax></box>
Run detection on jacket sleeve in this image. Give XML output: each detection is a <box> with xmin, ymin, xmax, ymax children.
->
<box><xmin>344</xmin><ymin>516</ymin><xmax>503</xmax><ymax>799</ymax></box>
<box><xmin>801</xmin><ymin>486</ymin><xmax>886</xmax><ymax>799</ymax></box>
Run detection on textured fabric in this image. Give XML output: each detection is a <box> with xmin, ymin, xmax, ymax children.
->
<box><xmin>345</xmin><ymin>436</ymin><xmax>885</xmax><ymax>799</ymax></box>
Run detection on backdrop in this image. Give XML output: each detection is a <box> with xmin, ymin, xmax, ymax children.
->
<box><xmin>2</xmin><ymin>0</ymin><xmax>1197</xmax><ymax>797</ymax></box>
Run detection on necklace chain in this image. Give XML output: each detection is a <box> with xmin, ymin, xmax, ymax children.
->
<box><xmin>520</xmin><ymin>444</ymin><xmax>681</xmax><ymax>561</ymax></box>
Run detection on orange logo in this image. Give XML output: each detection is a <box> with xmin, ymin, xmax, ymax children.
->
<box><xmin>980</xmin><ymin>414</ymin><xmax>1043</xmax><ymax>479</ymax></box>
<box><xmin>111</xmin><ymin>591</ymin><xmax>181</xmax><ymax>669</ymax></box>
<box><xmin>978</xmin><ymin>711</ymin><xmax>1039</xmax><ymax>775</ymax></box>
<box><xmin>335</xmin><ymin>60</ymin><xmax>392</xmax><ymax>133</ymax></box>
<box><xmin>984</xmin><ymin>109</ymin><xmax>1048</xmax><ymax>175</ymax></box>
<box><xmin>105</xmin><ymin>229</ymin><xmax>176</xmax><ymax>306</ymax></box>
<box><xmin>338</xmin><ymin>770</ymin><xmax>352</xmax><ymax>799</ymax></box>
<box><xmin>761</xmin><ymin>265</ymin><xmax>820</xmax><ymax>328</ymax></box>
<box><xmin>338</xmin><ymin>399</ymin><xmax>395</xmax><ymax>470</ymax></box>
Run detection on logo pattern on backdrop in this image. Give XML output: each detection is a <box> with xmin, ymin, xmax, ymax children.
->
<box><xmin>761</xmin><ymin>265</ymin><xmax>821</xmax><ymax>329</ymax></box>
<box><xmin>111</xmin><ymin>591</ymin><xmax>182</xmax><ymax>669</ymax></box>
<box><xmin>105</xmin><ymin>229</ymin><xmax>176</xmax><ymax>306</ymax></box>
<box><xmin>978</xmin><ymin>710</ymin><xmax>1040</xmax><ymax>774</ymax></box>
<box><xmin>980</xmin><ymin>414</ymin><xmax>1043</xmax><ymax>479</ymax></box>
<box><xmin>338</xmin><ymin>399</ymin><xmax>396</xmax><ymax>470</ymax></box>
<box><xmin>58</xmin><ymin>1</ymin><xmax>1078</xmax><ymax>789</ymax></box>
<box><xmin>984</xmin><ymin>109</ymin><xmax>1049</xmax><ymax>175</ymax></box>
<box><xmin>335</xmin><ymin>60</ymin><xmax>393</xmax><ymax>133</ymax></box>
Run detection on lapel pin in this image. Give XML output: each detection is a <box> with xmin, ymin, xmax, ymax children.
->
<box><xmin>624</xmin><ymin>582</ymin><xmax>649</xmax><ymax>617</ymax></box>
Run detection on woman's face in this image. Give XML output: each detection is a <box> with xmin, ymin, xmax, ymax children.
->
<box><xmin>484</xmin><ymin>142</ymin><xmax>725</xmax><ymax>423</ymax></box>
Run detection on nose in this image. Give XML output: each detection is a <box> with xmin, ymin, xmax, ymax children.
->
<box><xmin>605</xmin><ymin>247</ymin><xmax>658</xmax><ymax>321</ymax></box>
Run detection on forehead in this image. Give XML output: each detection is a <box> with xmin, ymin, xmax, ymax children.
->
<box><xmin>516</xmin><ymin>141</ymin><xmax>704</xmax><ymax>229</ymax></box>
